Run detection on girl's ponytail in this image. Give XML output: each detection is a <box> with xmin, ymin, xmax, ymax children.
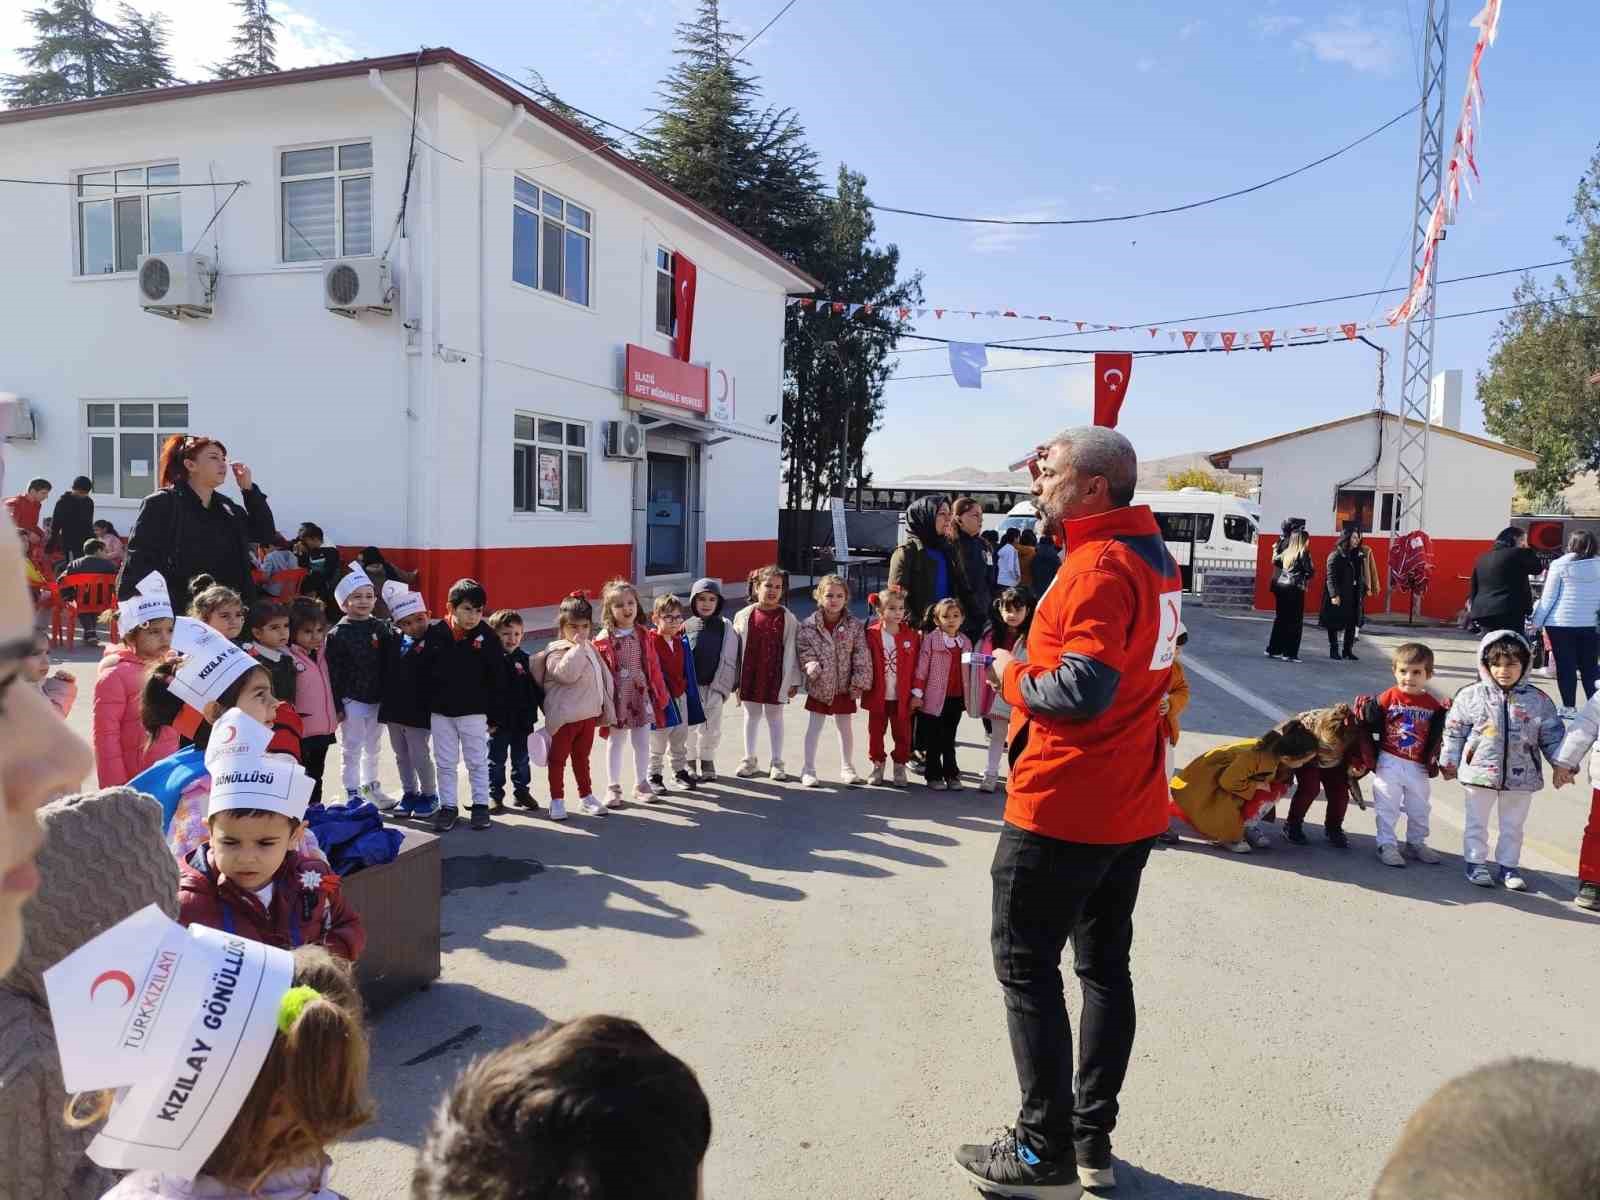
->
<box><xmin>1258</xmin><ymin>718</ymin><xmax>1318</xmax><ymax>762</ymax></box>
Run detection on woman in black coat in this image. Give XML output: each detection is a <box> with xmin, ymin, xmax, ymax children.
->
<box><xmin>888</xmin><ymin>495</ymin><xmax>958</xmax><ymax>630</ymax></box>
<box><xmin>1320</xmin><ymin>524</ymin><xmax>1367</xmax><ymax>661</ymax></box>
<box><xmin>1266</xmin><ymin>519</ymin><xmax>1314</xmax><ymax>661</ymax></box>
<box><xmin>116</xmin><ymin>434</ymin><xmax>277</xmax><ymax>615</ymax></box>
<box><xmin>1468</xmin><ymin>527</ymin><xmax>1542</xmax><ymax>634</ymax></box>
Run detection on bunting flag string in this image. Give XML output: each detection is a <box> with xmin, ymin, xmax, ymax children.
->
<box><xmin>785</xmin><ymin>295</ymin><xmax>1393</xmax><ymax>347</ymax></box>
<box><xmin>1386</xmin><ymin>0</ymin><xmax>1503</xmax><ymax>324</ymax></box>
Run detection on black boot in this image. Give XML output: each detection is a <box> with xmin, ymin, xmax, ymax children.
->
<box><xmin>1326</xmin><ymin>827</ymin><xmax>1350</xmax><ymax>850</ymax></box>
<box><xmin>1283</xmin><ymin>819</ymin><xmax>1309</xmax><ymax>845</ymax></box>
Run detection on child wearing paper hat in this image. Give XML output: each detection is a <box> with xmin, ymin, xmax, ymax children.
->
<box><xmin>176</xmin><ymin>708</ymin><xmax>363</xmax><ymax>960</ymax></box>
<box><xmin>378</xmin><ymin>579</ymin><xmax>440</xmax><ymax>819</ymax></box>
<box><xmin>48</xmin><ymin>908</ymin><xmax>372</xmax><ymax>1197</ymax></box>
<box><xmin>325</xmin><ymin>564</ymin><xmax>395</xmax><ymax>809</ymax></box>
<box><xmin>93</xmin><ymin>573</ymin><xmax>178</xmax><ymax>787</ymax></box>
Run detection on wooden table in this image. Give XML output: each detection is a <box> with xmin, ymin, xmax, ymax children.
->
<box><xmin>341</xmin><ymin>826</ymin><xmax>442</xmax><ymax>1014</ymax></box>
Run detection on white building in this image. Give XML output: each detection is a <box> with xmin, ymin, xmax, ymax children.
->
<box><xmin>0</xmin><ymin>49</ymin><xmax>817</xmax><ymax>611</ymax></box>
<box><xmin>1207</xmin><ymin>385</ymin><xmax>1537</xmax><ymax>618</ymax></box>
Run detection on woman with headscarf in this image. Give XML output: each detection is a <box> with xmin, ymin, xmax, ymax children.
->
<box><xmin>1320</xmin><ymin>523</ymin><xmax>1368</xmax><ymax>661</ymax></box>
<box><xmin>888</xmin><ymin>495</ymin><xmax>956</xmax><ymax>631</ymax></box>
<box><xmin>117</xmin><ymin>434</ymin><xmax>277</xmax><ymax>615</ymax></box>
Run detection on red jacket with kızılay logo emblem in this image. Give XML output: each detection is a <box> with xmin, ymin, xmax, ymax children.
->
<box><xmin>1002</xmin><ymin>505</ymin><xmax>1183</xmax><ymax>845</ymax></box>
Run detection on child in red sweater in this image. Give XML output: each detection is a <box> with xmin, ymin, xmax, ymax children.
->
<box><xmin>177</xmin><ymin>708</ymin><xmax>365</xmax><ymax>961</ymax></box>
<box><xmin>647</xmin><ymin>593</ymin><xmax>703</xmax><ymax>792</ymax></box>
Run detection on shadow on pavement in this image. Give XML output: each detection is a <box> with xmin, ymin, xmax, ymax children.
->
<box><xmin>1100</xmin><ymin>1163</ymin><xmax>1275</xmax><ymax>1198</ymax></box>
<box><xmin>1160</xmin><ymin>821</ymin><xmax>1597</xmax><ymax>926</ymax></box>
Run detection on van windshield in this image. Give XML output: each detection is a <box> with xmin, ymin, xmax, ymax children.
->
<box><xmin>1154</xmin><ymin>512</ymin><xmax>1213</xmax><ymax>542</ymax></box>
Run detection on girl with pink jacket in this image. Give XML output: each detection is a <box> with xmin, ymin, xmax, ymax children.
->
<box><xmin>92</xmin><ymin>579</ymin><xmax>178</xmax><ymax>786</ymax></box>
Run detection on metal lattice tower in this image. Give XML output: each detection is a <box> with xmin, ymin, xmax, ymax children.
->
<box><xmin>1386</xmin><ymin>0</ymin><xmax>1450</xmax><ymax>613</ymax></box>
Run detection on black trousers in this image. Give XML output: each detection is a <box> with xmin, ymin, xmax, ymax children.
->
<box><xmin>1266</xmin><ymin>583</ymin><xmax>1305</xmax><ymax>658</ymax></box>
<box><xmin>1326</xmin><ymin>622</ymin><xmax>1356</xmax><ymax>656</ymax></box>
<box><xmin>925</xmin><ymin>697</ymin><xmax>964</xmax><ymax>782</ymax></box>
<box><xmin>990</xmin><ymin>823</ymin><xmax>1155</xmax><ymax>1163</ymax></box>
<box><xmin>302</xmin><ymin>734</ymin><xmax>335</xmax><ymax>806</ymax></box>
<box><xmin>1477</xmin><ymin>610</ymin><xmax>1525</xmax><ymax>635</ymax></box>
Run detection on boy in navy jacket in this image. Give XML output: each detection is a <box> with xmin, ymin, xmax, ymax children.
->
<box><xmin>487</xmin><ymin>610</ymin><xmax>544</xmax><ymax>812</ymax></box>
<box><xmin>423</xmin><ymin>578</ymin><xmax>507</xmax><ymax>832</ymax></box>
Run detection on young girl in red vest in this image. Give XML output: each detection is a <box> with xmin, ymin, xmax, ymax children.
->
<box><xmin>796</xmin><ymin>573</ymin><xmax>872</xmax><ymax>787</ymax></box>
<box><xmin>975</xmin><ymin>586</ymin><xmax>1036</xmax><ymax>793</ymax></box>
<box><xmin>595</xmin><ymin>578</ymin><xmax>670</xmax><ymax>809</ymax></box>
<box><xmin>912</xmin><ymin>598</ymin><xmax>972</xmax><ymax>791</ymax></box>
<box><xmin>864</xmin><ymin>586</ymin><xmax>921</xmax><ymax>786</ymax></box>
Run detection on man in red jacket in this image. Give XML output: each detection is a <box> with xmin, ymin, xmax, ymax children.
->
<box><xmin>956</xmin><ymin>426</ymin><xmax>1181</xmax><ymax>1197</ymax></box>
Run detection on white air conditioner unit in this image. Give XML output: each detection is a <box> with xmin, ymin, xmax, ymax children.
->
<box><xmin>0</xmin><ymin>395</ymin><xmax>35</xmax><ymax>443</ymax></box>
<box><xmin>323</xmin><ymin>259</ymin><xmax>393</xmax><ymax>317</ymax></box>
<box><xmin>137</xmin><ymin>252</ymin><xmax>216</xmax><ymax>319</ymax></box>
<box><xmin>602</xmin><ymin>418</ymin><xmax>644</xmax><ymax>461</ymax></box>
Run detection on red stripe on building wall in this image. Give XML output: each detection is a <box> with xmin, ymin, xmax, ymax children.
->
<box><xmin>1252</xmin><ymin>536</ymin><xmax>1490</xmax><ymax>622</ymax></box>
<box><xmin>706</xmin><ymin>539</ymin><xmax>779</xmax><ymax>590</ymax></box>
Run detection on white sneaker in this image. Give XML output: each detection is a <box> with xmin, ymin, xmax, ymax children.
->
<box><xmin>1244</xmin><ymin>824</ymin><xmax>1274</xmax><ymax>850</ymax></box>
<box><xmin>1558</xmin><ymin>706</ymin><xmax>1579</xmax><ymax>722</ymax></box>
<box><xmin>893</xmin><ymin>762</ymin><xmax>908</xmax><ymax>787</ymax></box>
<box><xmin>769</xmin><ymin>764</ymin><xmax>788</xmax><ymax>783</ymax></box>
<box><xmin>365</xmin><ymin>783</ymin><xmax>400</xmax><ymax>812</ymax></box>
<box><xmin>635</xmin><ymin>785</ymin><xmax>658</xmax><ymax>804</ymax></box>
<box><xmin>1379</xmin><ymin>844</ymin><xmax>1406</xmax><ymax>867</ymax></box>
<box><xmin>1501</xmin><ymin>866</ymin><xmax>1529</xmax><ymax>891</ymax></box>
<box><xmin>928</xmin><ymin>778</ymin><xmax>947</xmax><ymax>791</ymax></box>
<box><xmin>979</xmin><ymin>772</ymin><xmax>997</xmax><ymax>793</ymax></box>
<box><xmin>1224</xmin><ymin>839</ymin><xmax>1253</xmax><ymax>854</ymax></box>
<box><xmin>868</xmin><ymin>761</ymin><xmax>885</xmax><ymax>785</ymax></box>
<box><xmin>527</xmin><ymin>729</ymin><xmax>550</xmax><ymax>768</ymax></box>
<box><xmin>579</xmin><ymin>795</ymin><xmax>605</xmax><ymax>817</ymax></box>
<box><xmin>841</xmin><ymin>765</ymin><xmax>862</xmax><ymax>787</ymax></box>
<box><xmin>548</xmin><ymin>797</ymin><xmax>569</xmax><ymax>822</ymax></box>
<box><xmin>800</xmin><ymin>772</ymin><xmax>820</xmax><ymax>788</ymax></box>
<box><xmin>735</xmin><ymin>758</ymin><xmax>761</xmax><ymax>779</ymax></box>
<box><xmin>604</xmin><ymin>785</ymin><xmax>624</xmax><ymax>810</ymax></box>
<box><xmin>1079</xmin><ymin>1164</ymin><xmax>1117</xmax><ymax>1191</ymax></box>
<box><xmin>1403</xmin><ymin>841</ymin><xmax>1441</xmax><ymax>864</ymax></box>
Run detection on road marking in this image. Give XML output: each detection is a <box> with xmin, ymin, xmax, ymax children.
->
<box><xmin>1182</xmin><ymin>651</ymin><xmax>1578</xmax><ymax>877</ymax></box>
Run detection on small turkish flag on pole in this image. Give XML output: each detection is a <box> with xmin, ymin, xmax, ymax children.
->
<box><xmin>1093</xmin><ymin>353</ymin><xmax>1133</xmax><ymax>428</ymax></box>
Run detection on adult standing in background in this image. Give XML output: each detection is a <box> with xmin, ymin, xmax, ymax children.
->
<box><xmin>3</xmin><ymin>478</ymin><xmax>49</xmax><ymax>551</ymax></box>
<box><xmin>957</xmin><ymin>426</ymin><xmax>1178</xmax><ymax>1195</ymax></box>
<box><xmin>1266</xmin><ymin>519</ymin><xmax>1314</xmax><ymax>662</ymax></box>
<box><xmin>953</xmin><ymin>498</ymin><xmax>993</xmax><ymax>640</ymax></box>
<box><xmin>44</xmin><ymin>476</ymin><xmax>94</xmax><ymax>568</ymax></box>
<box><xmin>1030</xmin><ymin>527</ymin><xmax>1061</xmax><ymax>595</ymax></box>
<box><xmin>1321</xmin><ymin>524</ymin><xmax>1367</xmax><ymax>661</ymax></box>
<box><xmin>117</xmin><ymin>434</ymin><xmax>277</xmax><ymax>615</ymax></box>
<box><xmin>996</xmin><ymin>528</ymin><xmax>1022</xmax><ymax>587</ymax></box>
<box><xmin>0</xmin><ymin>521</ymin><xmax>95</xmax><ymax>978</ymax></box>
<box><xmin>1531</xmin><ymin>531</ymin><xmax>1600</xmax><ymax>716</ymax></box>
<box><xmin>1017</xmin><ymin>528</ymin><xmax>1039</xmax><ymax>585</ymax></box>
<box><xmin>889</xmin><ymin>495</ymin><xmax>955</xmax><ymax>631</ymax></box>
<box><xmin>1468</xmin><ymin>526</ymin><xmax>1542</xmax><ymax>635</ymax></box>
<box><xmin>1353</xmin><ymin>529</ymin><xmax>1380</xmax><ymax>641</ymax></box>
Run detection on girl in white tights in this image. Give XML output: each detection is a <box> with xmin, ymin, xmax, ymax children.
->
<box><xmin>731</xmin><ymin>566</ymin><xmax>801</xmax><ymax>780</ymax></box>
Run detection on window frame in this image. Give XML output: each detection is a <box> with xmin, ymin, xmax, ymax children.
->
<box><xmin>277</xmin><ymin>137</ymin><xmax>374</xmax><ymax>264</ymax></box>
<box><xmin>512</xmin><ymin>411</ymin><xmax>590</xmax><ymax>515</ymax></box>
<box><xmin>1334</xmin><ymin>488</ymin><xmax>1402</xmax><ymax>534</ymax></box>
<box><xmin>73</xmin><ymin>160</ymin><xmax>183</xmax><ymax>277</ymax></box>
<box><xmin>83</xmin><ymin>399</ymin><xmax>189</xmax><ymax>502</ymax></box>
<box><xmin>509</xmin><ymin>176</ymin><xmax>593</xmax><ymax>308</ymax></box>
<box><xmin>654</xmin><ymin>245</ymin><xmax>676</xmax><ymax>336</ymax></box>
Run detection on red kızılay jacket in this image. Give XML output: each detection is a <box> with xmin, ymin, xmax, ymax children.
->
<box><xmin>1002</xmin><ymin>504</ymin><xmax>1184</xmax><ymax>844</ymax></box>
<box><xmin>178</xmin><ymin>844</ymin><xmax>366</xmax><ymax>961</ymax></box>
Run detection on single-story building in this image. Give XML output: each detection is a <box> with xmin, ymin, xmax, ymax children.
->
<box><xmin>1208</xmin><ymin>392</ymin><xmax>1538</xmax><ymax>620</ymax></box>
<box><xmin>0</xmin><ymin>49</ymin><xmax>818</xmax><ymax>611</ymax></box>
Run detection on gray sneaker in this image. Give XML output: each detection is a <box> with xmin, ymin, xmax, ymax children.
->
<box><xmin>1466</xmin><ymin>862</ymin><xmax>1495</xmax><ymax>887</ymax></box>
<box><xmin>1244</xmin><ymin>824</ymin><xmax>1274</xmax><ymax>850</ymax></box>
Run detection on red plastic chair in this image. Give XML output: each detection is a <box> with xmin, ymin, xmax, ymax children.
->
<box><xmin>265</xmin><ymin>567</ymin><xmax>309</xmax><ymax>599</ymax></box>
<box><xmin>53</xmin><ymin>573</ymin><xmax>119</xmax><ymax>649</ymax></box>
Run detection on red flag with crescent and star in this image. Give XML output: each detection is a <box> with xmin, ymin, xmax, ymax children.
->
<box><xmin>672</xmin><ymin>253</ymin><xmax>698</xmax><ymax>363</ymax></box>
<box><xmin>1093</xmin><ymin>353</ymin><xmax>1133</xmax><ymax>428</ymax></box>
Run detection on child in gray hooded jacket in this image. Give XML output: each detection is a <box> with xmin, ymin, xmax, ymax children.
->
<box><xmin>683</xmin><ymin>577</ymin><xmax>741</xmax><ymax>781</ymax></box>
<box><xmin>1440</xmin><ymin>630</ymin><xmax>1569</xmax><ymax>890</ymax></box>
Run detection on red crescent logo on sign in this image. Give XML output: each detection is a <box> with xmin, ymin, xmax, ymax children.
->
<box><xmin>90</xmin><ymin>969</ymin><xmax>136</xmax><ymax>1007</ymax></box>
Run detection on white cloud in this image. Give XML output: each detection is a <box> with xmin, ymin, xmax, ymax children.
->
<box><xmin>0</xmin><ymin>0</ymin><xmax>368</xmax><ymax>85</ymax></box>
<box><xmin>968</xmin><ymin>204</ymin><xmax>1064</xmax><ymax>255</ymax></box>
<box><xmin>1179</xmin><ymin>19</ymin><xmax>1207</xmax><ymax>39</ymax></box>
<box><xmin>1136</xmin><ymin>56</ymin><xmax>1156</xmax><ymax>73</ymax></box>
<box><xmin>1295</xmin><ymin>9</ymin><xmax>1404</xmax><ymax>74</ymax></box>
<box><xmin>1252</xmin><ymin>13</ymin><xmax>1305</xmax><ymax>36</ymax></box>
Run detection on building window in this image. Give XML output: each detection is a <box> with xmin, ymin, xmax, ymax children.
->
<box><xmin>1335</xmin><ymin>489</ymin><xmax>1400</xmax><ymax>533</ymax></box>
<box><xmin>85</xmin><ymin>400</ymin><xmax>188</xmax><ymax>500</ymax></box>
<box><xmin>280</xmin><ymin>140</ymin><xmax>372</xmax><ymax>262</ymax></box>
<box><xmin>513</xmin><ymin>413</ymin><xmax>588</xmax><ymax>513</ymax></box>
<box><xmin>511</xmin><ymin>178</ymin><xmax>591</xmax><ymax>305</ymax></box>
<box><xmin>654</xmin><ymin>247</ymin><xmax>676</xmax><ymax>335</ymax></box>
<box><xmin>75</xmin><ymin>162</ymin><xmax>182</xmax><ymax>275</ymax></box>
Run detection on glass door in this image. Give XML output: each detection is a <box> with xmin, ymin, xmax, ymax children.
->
<box><xmin>645</xmin><ymin>452</ymin><xmax>689</xmax><ymax>577</ymax></box>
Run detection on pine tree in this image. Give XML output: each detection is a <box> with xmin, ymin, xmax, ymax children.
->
<box><xmin>524</xmin><ymin>69</ymin><xmax>617</xmax><ymax>148</ymax></box>
<box><xmin>638</xmin><ymin>0</ymin><xmax>821</xmax><ymax>264</ymax></box>
<box><xmin>211</xmin><ymin>0</ymin><xmax>279</xmax><ymax>80</ymax></box>
<box><xmin>2</xmin><ymin>0</ymin><xmax>127</xmax><ymax>108</ymax></box>
<box><xmin>106</xmin><ymin>3</ymin><xmax>179</xmax><ymax>93</ymax></box>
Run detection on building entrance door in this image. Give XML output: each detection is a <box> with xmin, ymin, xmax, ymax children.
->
<box><xmin>645</xmin><ymin>452</ymin><xmax>690</xmax><ymax>578</ymax></box>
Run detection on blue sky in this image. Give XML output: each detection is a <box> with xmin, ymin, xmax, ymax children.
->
<box><xmin>6</xmin><ymin>0</ymin><xmax>1593</xmax><ymax>480</ymax></box>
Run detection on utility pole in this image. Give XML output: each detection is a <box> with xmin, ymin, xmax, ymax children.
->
<box><xmin>1385</xmin><ymin>0</ymin><xmax>1449</xmax><ymax>613</ymax></box>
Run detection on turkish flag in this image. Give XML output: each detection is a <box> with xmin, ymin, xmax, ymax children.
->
<box><xmin>672</xmin><ymin>253</ymin><xmax>698</xmax><ymax>363</ymax></box>
<box><xmin>1093</xmin><ymin>353</ymin><xmax>1133</xmax><ymax>428</ymax></box>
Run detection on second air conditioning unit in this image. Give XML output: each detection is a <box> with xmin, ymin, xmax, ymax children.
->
<box><xmin>137</xmin><ymin>253</ymin><xmax>216</xmax><ymax>319</ymax></box>
<box><xmin>323</xmin><ymin>259</ymin><xmax>393</xmax><ymax>317</ymax></box>
<box><xmin>602</xmin><ymin>419</ymin><xmax>645</xmax><ymax>461</ymax></box>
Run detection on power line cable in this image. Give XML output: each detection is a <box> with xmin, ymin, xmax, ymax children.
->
<box><xmin>736</xmin><ymin>0</ymin><xmax>802</xmax><ymax>58</ymax></box>
<box><xmin>186</xmin><ymin>183</ymin><xmax>244</xmax><ymax>253</ymax></box>
<box><xmin>883</xmin><ymin>258</ymin><xmax>1575</xmax><ymax>356</ymax></box>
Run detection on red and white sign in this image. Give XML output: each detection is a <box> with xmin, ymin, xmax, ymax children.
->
<box><xmin>625</xmin><ymin>344</ymin><xmax>708</xmax><ymax>416</ymax></box>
